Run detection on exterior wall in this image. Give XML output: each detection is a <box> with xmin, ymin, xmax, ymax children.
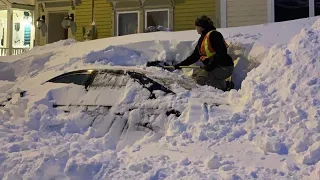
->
<box><xmin>174</xmin><ymin>0</ymin><xmax>216</xmax><ymax>31</ymax></box>
<box><xmin>74</xmin><ymin>0</ymin><xmax>112</xmax><ymax>41</ymax></box>
<box><xmin>226</xmin><ymin>0</ymin><xmax>268</xmax><ymax>27</ymax></box>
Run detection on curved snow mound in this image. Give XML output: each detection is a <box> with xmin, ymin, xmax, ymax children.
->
<box><xmin>84</xmin><ymin>46</ymin><xmax>148</xmax><ymax>66</ymax></box>
<box><xmin>82</xmin><ymin>40</ymin><xmax>197</xmax><ymax>66</ymax></box>
<box><xmin>0</xmin><ymin>39</ymin><xmax>77</xmax><ymax>80</ymax></box>
<box><xmin>33</xmin><ymin>38</ymin><xmax>77</xmax><ymax>51</ymax></box>
<box><xmin>0</xmin><ymin>52</ymin><xmax>55</xmax><ymax>82</ymax></box>
<box><xmin>234</xmin><ymin>18</ymin><xmax>320</xmax><ymax>165</ymax></box>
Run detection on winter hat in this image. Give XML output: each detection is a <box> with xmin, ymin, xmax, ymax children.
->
<box><xmin>195</xmin><ymin>15</ymin><xmax>215</xmax><ymax>29</ymax></box>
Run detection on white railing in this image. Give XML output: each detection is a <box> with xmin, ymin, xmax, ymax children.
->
<box><xmin>0</xmin><ymin>48</ymin><xmax>30</xmax><ymax>56</ymax></box>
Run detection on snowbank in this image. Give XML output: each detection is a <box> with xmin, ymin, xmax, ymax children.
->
<box><xmin>231</xmin><ymin>19</ymin><xmax>320</xmax><ymax>169</ymax></box>
<box><xmin>1</xmin><ymin>16</ymin><xmax>320</xmax><ymax>179</ymax></box>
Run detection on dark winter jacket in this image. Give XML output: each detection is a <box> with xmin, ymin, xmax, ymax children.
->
<box><xmin>176</xmin><ymin>26</ymin><xmax>234</xmax><ymax>69</ymax></box>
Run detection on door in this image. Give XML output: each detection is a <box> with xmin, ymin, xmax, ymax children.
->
<box><xmin>48</xmin><ymin>12</ymin><xmax>69</xmax><ymax>44</ymax></box>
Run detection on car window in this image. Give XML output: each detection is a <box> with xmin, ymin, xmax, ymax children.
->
<box><xmin>90</xmin><ymin>72</ymin><xmax>129</xmax><ymax>88</ymax></box>
<box><xmin>47</xmin><ymin>73</ymin><xmax>91</xmax><ymax>86</ymax></box>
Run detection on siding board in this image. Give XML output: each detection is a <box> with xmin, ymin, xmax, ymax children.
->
<box><xmin>174</xmin><ymin>0</ymin><xmax>216</xmax><ymax>31</ymax></box>
<box><xmin>75</xmin><ymin>0</ymin><xmax>112</xmax><ymax>41</ymax></box>
<box><xmin>226</xmin><ymin>0</ymin><xmax>268</xmax><ymax>27</ymax></box>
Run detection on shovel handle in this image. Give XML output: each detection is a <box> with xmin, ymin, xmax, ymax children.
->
<box><xmin>164</xmin><ymin>66</ymin><xmax>201</xmax><ymax>69</ymax></box>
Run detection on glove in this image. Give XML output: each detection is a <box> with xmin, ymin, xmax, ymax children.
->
<box><xmin>202</xmin><ymin>58</ymin><xmax>214</xmax><ymax>71</ymax></box>
<box><xmin>174</xmin><ymin>65</ymin><xmax>181</xmax><ymax>69</ymax></box>
<box><xmin>203</xmin><ymin>65</ymin><xmax>213</xmax><ymax>72</ymax></box>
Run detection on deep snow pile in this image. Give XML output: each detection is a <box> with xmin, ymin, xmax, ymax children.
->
<box><xmin>228</xmin><ymin>19</ymin><xmax>320</xmax><ymax>175</ymax></box>
<box><xmin>1</xmin><ymin>16</ymin><xmax>320</xmax><ymax>179</ymax></box>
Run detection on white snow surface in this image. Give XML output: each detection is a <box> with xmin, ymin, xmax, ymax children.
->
<box><xmin>0</xmin><ymin>16</ymin><xmax>320</xmax><ymax>179</ymax></box>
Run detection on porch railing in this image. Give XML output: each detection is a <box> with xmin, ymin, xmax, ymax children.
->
<box><xmin>0</xmin><ymin>48</ymin><xmax>30</xmax><ymax>56</ymax></box>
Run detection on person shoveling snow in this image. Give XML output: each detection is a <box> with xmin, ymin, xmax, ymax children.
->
<box><xmin>171</xmin><ymin>15</ymin><xmax>234</xmax><ymax>91</ymax></box>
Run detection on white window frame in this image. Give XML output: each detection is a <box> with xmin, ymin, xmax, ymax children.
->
<box><xmin>268</xmin><ymin>0</ymin><xmax>315</xmax><ymax>23</ymax></box>
<box><xmin>116</xmin><ymin>11</ymin><xmax>140</xmax><ymax>36</ymax></box>
<box><xmin>220</xmin><ymin>0</ymin><xmax>227</xmax><ymax>28</ymax></box>
<box><xmin>144</xmin><ymin>9</ymin><xmax>170</xmax><ymax>29</ymax></box>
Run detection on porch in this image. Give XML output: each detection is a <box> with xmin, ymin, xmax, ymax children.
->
<box><xmin>0</xmin><ymin>0</ymin><xmax>35</xmax><ymax>56</ymax></box>
<box><xmin>0</xmin><ymin>47</ymin><xmax>29</xmax><ymax>56</ymax></box>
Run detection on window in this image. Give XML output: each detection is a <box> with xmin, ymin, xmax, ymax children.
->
<box><xmin>274</xmin><ymin>0</ymin><xmax>309</xmax><ymax>22</ymax></box>
<box><xmin>91</xmin><ymin>71</ymin><xmax>129</xmax><ymax>87</ymax></box>
<box><xmin>117</xmin><ymin>11</ymin><xmax>139</xmax><ymax>36</ymax></box>
<box><xmin>316</xmin><ymin>0</ymin><xmax>320</xmax><ymax>15</ymax></box>
<box><xmin>0</xmin><ymin>10</ymin><xmax>7</xmax><ymax>48</ymax></box>
<box><xmin>145</xmin><ymin>9</ymin><xmax>169</xmax><ymax>30</ymax></box>
<box><xmin>12</xmin><ymin>10</ymin><xmax>33</xmax><ymax>48</ymax></box>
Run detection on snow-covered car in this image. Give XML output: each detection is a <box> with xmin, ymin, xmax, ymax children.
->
<box><xmin>1</xmin><ymin>67</ymin><xmax>194</xmax><ymax>133</ymax></box>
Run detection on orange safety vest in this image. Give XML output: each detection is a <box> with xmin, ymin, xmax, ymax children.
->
<box><xmin>200</xmin><ymin>30</ymin><xmax>229</xmax><ymax>61</ymax></box>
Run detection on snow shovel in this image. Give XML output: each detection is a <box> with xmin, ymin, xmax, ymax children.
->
<box><xmin>146</xmin><ymin>60</ymin><xmax>172</xmax><ymax>68</ymax></box>
<box><xmin>146</xmin><ymin>61</ymin><xmax>201</xmax><ymax>69</ymax></box>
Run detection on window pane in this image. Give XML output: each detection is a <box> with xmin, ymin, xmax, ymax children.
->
<box><xmin>275</xmin><ymin>0</ymin><xmax>309</xmax><ymax>22</ymax></box>
<box><xmin>146</xmin><ymin>11</ymin><xmax>168</xmax><ymax>28</ymax></box>
<box><xmin>118</xmin><ymin>13</ymin><xmax>138</xmax><ymax>36</ymax></box>
<box><xmin>316</xmin><ymin>0</ymin><xmax>320</xmax><ymax>15</ymax></box>
<box><xmin>13</xmin><ymin>10</ymin><xmax>32</xmax><ymax>48</ymax></box>
<box><xmin>0</xmin><ymin>10</ymin><xmax>7</xmax><ymax>49</ymax></box>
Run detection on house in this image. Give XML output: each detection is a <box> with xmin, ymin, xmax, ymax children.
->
<box><xmin>3</xmin><ymin>0</ymin><xmax>319</xmax><ymax>56</ymax></box>
<box><xmin>72</xmin><ymin>0</ymin><xmax>320</xmax><ymax>41</ymax></box>
<box><xmin>0</xmin><ymin>0</ymin><xmax>35</xmax><ymax>56</ymax></box>
<box><xmin>73</xmin><ymin>0</ymin><xmax>218</xmax><ymax>41</ymax></box>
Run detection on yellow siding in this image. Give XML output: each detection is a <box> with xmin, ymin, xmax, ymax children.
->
<box><xmin>174</xmin><ymin>0</ymin><xmax>216</xmax><ymax>31</ymax></box>
<box><xmin>75</xmin><ymin>0</ymin><xmax>112</xmax><ymax>41</ymax></box>
<box><xmin>227</xmin><ymin>0</ymin><xmax>268</xmax><ymax>27</ymax></box>
<box><xmin>215</xmin><ymin>0</ymin><xmax>221</xmax><ymax>27</ymax></box>
<box><xmin>94</xmin><ymin>0</ymin><xmax>112</xmax><ymax>38</ymax></box>
<box><xmin>75</xmin><ymin>0</ymin><xmax>91</xmax><ymax>41</ymax></box>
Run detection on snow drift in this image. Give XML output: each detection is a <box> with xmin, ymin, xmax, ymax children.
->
<box><xmin>1</xmin><ymin>16</ymin><xmax>320</xmax><ymax>179</ymax></box>
<box><xmin>233</xmin><ymin>19</ymin><xmax>320</xmax><ymax>165</ymax></box>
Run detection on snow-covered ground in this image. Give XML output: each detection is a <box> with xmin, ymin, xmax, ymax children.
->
<box><xmin>1</xmin><ymin>16</ymin><xmax>320</xmax><ymax>179</ymax></box>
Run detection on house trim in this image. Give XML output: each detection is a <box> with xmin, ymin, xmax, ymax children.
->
<box><xmin>220</xmin><ymin>0</ymin><xmax>226</xmax><ymax>28</ymax></box>
<box><xmin>309</xmin><ymin>0</ymin><xmax>315</xmax><ymax>17</ymax></box>
<box><xmin>115</xmin><ymin>10</ymin><xmax>140</xmax><ymax>36</ymax></box>
<box><xmin>12</xmin><ymin>3</ymin><xmax>35</xmax><ymax>10</ymax></box>
<box><xmin>268</xmin><ymin>0</ymin><xmax>274</xmax><ymax>22</ymax></box>
<box><xmin>7</xmin><ymin>7</ymin><xmax>13</xmax><ymax>55</ymax></box>
<box><xmin>144</xmin><ymin>8</ymin><xmax>170</xmax><ymax>29</ymax></box>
